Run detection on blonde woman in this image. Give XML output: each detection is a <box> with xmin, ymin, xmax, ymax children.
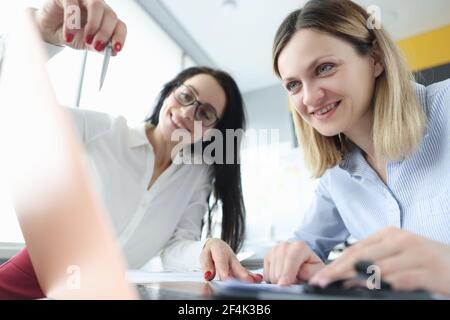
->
<box><xmin>203</xmin><ymin>0</ymin><xmax>450</xmax><ymax>296</ymax></box>
<box><xmin>265</xmin><ymin>0</ymin><xmax>450</xmax><ymax>294</ymax></box>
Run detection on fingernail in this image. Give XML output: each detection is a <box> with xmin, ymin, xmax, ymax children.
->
<box><xmin>86</xmin><ymin>34</ymin><xmax>94</xmax><ymax>45</ymax></box>
<box><xmin>204</xmin><ymin>271</ymin><xmax>212</xmax><ymax>281</ymax></box>
<box><xmin>65</xmin><ymin>33</ymin><xmax>74</xmax><ymax>43</ymax></box>
<box><xmin>249</xmin><ymin>274</ymin><xmax>263</xmax><ymax>283</ymax></box>
<box><xmin>254</xmin><ymin>274</ymin><xmax>263</xmax><ymax>282</ymax></box>
<box><xmin>94</xmin><ymin>40</ymin><xmax>105</xmax><ymax>52</ymax></box>
<box><xmin>114</xmin><ymin>42</ymin><xmax>122</xmax><ymax>53</ymax></box>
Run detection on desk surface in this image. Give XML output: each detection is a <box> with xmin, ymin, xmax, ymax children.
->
<box><xmin>128</xmin><ymin>270</ymin><xmax>435</xmax><ymax>300</ymax></box>
<box><xmin>135</xmin><ymin>281</ymin><xmax>436</xmax><ymax>300</ymax></box>
<box><xmin>137</xmin><ymin>281</ymin><xmax>214</xmax><ymax>300</ymax></box>
<box><xmin>135</xmin><ymin>281</ymin><xmax>347</xmax><ymax>300</ymax></box>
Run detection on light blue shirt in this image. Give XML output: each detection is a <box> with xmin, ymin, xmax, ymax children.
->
<box><xmin>291</xmin><ymin>79</ymin><xmax>450</xmax><ymax>261</ymax></box>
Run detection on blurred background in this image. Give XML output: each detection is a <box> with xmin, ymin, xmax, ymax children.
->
<box><xmin>1</xmin><ymin>0</ymin><xmax>449</xmax><ymax>264</ymax></box>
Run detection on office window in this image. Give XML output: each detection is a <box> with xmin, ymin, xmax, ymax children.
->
<box><xmin>79</xmin><ymin>0</ymin><xmax>189</xmax><ymax>126</ymax></box>
<box><xmin>0</xmin><ymin>0</ymin><xmax>194</xmax><ymax>245</ymax></box>
<box><xmin>240</xmin><ymin>142</ymin><xmax>318</xmax><ymax>249</ymax></box>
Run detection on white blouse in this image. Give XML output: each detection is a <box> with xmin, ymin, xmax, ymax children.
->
<box><xmin>68</xmin><ymin>107</ymin><xmax>212</xmax><ymax>270</ymax></box>
<box><xmin>0</xmin><ymin>36</ymin><xmax>214</xmax><ymax>271</ymax></box>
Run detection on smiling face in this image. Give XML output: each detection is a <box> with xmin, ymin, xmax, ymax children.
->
<box><xmin>277</xmin><ymin>28</ymin><xmax>383</xmax><ymax>137</ymax></box>
<box><xmin>157</xmin><ymin>73</ymin><xmax>227</xmax><ymax>145</ymax></box>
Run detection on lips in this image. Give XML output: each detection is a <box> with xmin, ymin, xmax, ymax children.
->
<box><xmin>311</xmin><ymin>100</ymin><xmax>341</xmax><ymax>121</ymax></box>
<box><xmin>310</xmin><ymin>101</ymin><xmax>341</xmax><ymax>118</ymax></box>
<box><xmin>310</xmin><ymin>100</ymin><xmax>341</xmax><ymax>115</ymax></box>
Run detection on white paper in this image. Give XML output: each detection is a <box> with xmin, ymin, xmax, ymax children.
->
<box><xmin>210</xmin><ymin>279</ymin><xmax>304</xmax><ymax>296</ymax></box>
<box><xmin>126</xmin><ymin>270</ymin><xmax>205</xmax><ymax>284</ymax></box>
<box><xmin>236</xmin><ymin>251</ymin><xmax>254</xmax><ymax>261</ymax></box>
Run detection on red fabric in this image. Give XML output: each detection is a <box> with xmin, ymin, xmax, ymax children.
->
<box><xmin>0</xmin><ymin>248</ymin><xmax>45</xmax><ymax>300</ymax></box>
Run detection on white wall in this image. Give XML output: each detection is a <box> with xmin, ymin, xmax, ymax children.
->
<box><xmin>240</xmin><ymin>85</ymin><xmax>318</xmax><ymax>250</ymax></box>
<box><xmin>79</xmin><ymin>0</ymin><xmax>186</xmax><ymax>125</ymax></box>
<box><xmin>0</xmin><ymin>0</ymin><xmax>193</xmax><ymax>246</ymax></box>
<box><xmin>243</xmin><ymin>84</ymin><xmax>294</xmax><ymax>144</ymax></box>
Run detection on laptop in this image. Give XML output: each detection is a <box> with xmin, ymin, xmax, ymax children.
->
<box><xmin>0</xmin><ymin>6</ymin><xmax>137</xmax><ymax>299</ymax></box>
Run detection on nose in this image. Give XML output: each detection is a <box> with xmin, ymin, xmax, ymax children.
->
<box><xmin>302</xmin><ymin>82</ymin><xmax>326</xmax><ymax>110</ymax></box>
<box><xmin>179</xmin><ymin>104</ymin><xmax>196</xmax><ymax>121</ymax></box>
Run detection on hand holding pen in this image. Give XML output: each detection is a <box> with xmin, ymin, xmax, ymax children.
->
<box><xmin>35</xmin><ymin>0</ymin><xmax>126</xmax><ymax>54</ymax></box>
<box><xmin>33</xmin><ymin>1</ymin><xmax>126</xmax><ymax>90</ymax></box>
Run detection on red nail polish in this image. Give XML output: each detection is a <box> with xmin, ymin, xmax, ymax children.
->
<box><xmin>254</xmin><ymin>274</ymin><xmax>263</xmax><ymax>282</ymax></box>
<box><xmin>204</xmin><ymin>271</ymin><xmax>212</xmax><ymax>281</ymax></box>
<box><xmin>86</xmin><ymin>34</ymin><xmax>94</xmax><ymax>45</ymax></box>
<box><xmin>114</xmin><ymin>42</ymin><xmax>122</xmax><ymax>52</ymax></box>
<box><xmin>250</xmin><ymin>274</ymin><xmax>261</xmax><ymax>282</ymax></box>
<box><xmin>94</xmin><ymin>41</ymin><xmax>105</xmax><ymax>52</ymax></box>
<box><xmin>65</xmin><ymin>33</ymin><xmax>74</xmax><ymax>43</ymax></box>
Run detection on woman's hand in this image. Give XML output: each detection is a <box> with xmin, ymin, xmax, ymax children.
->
<box><xmin>35</xmin><ymin>0</ymin><xmax>126</xmax><ymax>53</ymax></box>
<box><xmin>310</xmin><ymin>227</ymin><xmax>450</xmax><ymax>296</ymax></box>
<box><xmin>264</xmin><ymin>241</ymin><xmax>325</xmax><ymax>286</ymax></box>
<box><xmin>200</xmin><ymin>238</ymin><xmax>263</xmax><ymax>283</ymax></box>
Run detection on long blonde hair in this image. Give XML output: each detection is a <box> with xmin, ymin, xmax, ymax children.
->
<box><xmin>273</xmin><ymin>0</ymin><xmax>426</xmax><ymax>177</ymax></box>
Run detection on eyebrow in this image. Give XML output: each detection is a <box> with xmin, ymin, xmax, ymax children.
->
<box><xmin>185</xmin><ymin>84</ymin><xmax>218</xmax><ymax>112</ymax></box>
<box><xmin>185</xmin><ymin>84</ymin><xmax>200</xmax><ymax>97</ymax></box>
<box><xmin>282</xmin><ymin>55</ymin><xmax>336</xmax><ymax>81</ymax></box>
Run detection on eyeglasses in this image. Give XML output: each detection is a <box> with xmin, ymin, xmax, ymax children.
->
<box><xmin>173</xmin><ymin>83</ymin><xmax>219</xmax><ymax>127</ymax></box>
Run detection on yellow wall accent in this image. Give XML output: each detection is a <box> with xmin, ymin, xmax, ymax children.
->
<box><xmin>397</xmin><ymin>24</ymin><xmax>450</xmax><ymax>72</ymax></box>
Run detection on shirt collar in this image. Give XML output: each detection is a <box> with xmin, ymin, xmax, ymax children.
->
<box><xmin>338</xmin><ymin>142</ymin><xmax>380</xmax><ymax>179</ymax></box>
<box><xmin>338</xmin><ymin>143</ymin><xmax>362</xmax><ymax>176</ymax></box>
<box><xmin>128</xmin><ymin>122</ymin><xmax>151</xmax><ymax>149</ymax></box>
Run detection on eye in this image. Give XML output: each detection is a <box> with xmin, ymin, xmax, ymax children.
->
<box><xmin>179</xmin><ymin>92</ymin><xmax>193</xmax><ymax>103</ymax></box>
<box><xmin>200</xmin><ymin>110</ymin><xmax>211</xmax><ymax>120</ymax></box>
<box><xmin>199</xmin><ymin>106</ymin><xmax>214</xmax><ymax>120</ymax></box>
<box><xmin>317</xmin><ymin>63</ymin><xmax>334</xmax><ymax>75</ymax></box>
<box><xmin>285</xmin><ymin>81</ymin><xmax>301</xmax><ymax>93</ymax></box>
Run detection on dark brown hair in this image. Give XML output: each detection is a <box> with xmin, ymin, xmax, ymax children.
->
<box><xmin>146</xmin><ymin>67</ymin><xmax>246</xmax><ymax>252</ymax></box>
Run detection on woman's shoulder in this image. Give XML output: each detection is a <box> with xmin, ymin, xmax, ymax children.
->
<box><xmin>65</xmin><ymin>106</ymin><xmax>130</xmax><ymax>143</ymax></box>
<box><xmin>414</xmin><ymin>79</ymin><xmax>450</xmax><ymax>116</ymax></box>
<box><xmin>425</xmin><ymin>78</ymin><xmax>450</xmax><ymax>98</ymax></box>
